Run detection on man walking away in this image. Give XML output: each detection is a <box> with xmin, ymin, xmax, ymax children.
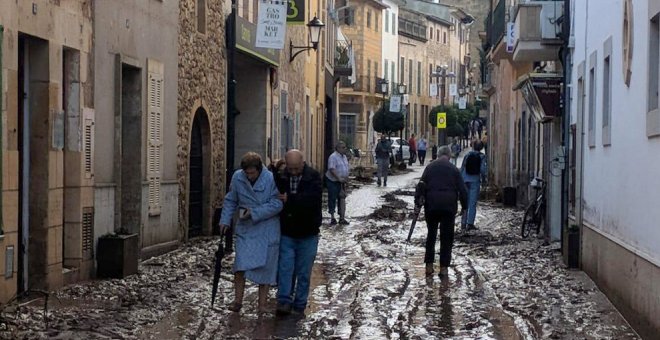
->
<box><xmin>374</xmin><ymin>135</ymin><xmax>392</xmax><ymax>187</ymax></box>
<box><xmin>450</xmin><ymin>138</ymin><xmax>462</xmax><ymax>165</ymax></box>
<box><xmin>431</xmin><ymin>144</ymin><xmax>438</xmax><ymax>161</ymax></box>
<box><xmin>461</xmin><ymin>140</ymin><xmax>487</xmax><ymax>231</ymax></box>
<box><xmin>415</xmin><ymin>146</ymin><xmax>467</xmax><ymax>277</ymax></box>
<box><xmin>417</xmin><ymin>136</ymin><xmax>428</xmax><ymax>165</ymax></box>
<box><xmin>326</xmin><ymin>142</ymin><xmax>350</xmax><ymax>225</ymax></box>
<box><xmin>408</xmin><ymin>134</ymin><xmax>417</xmax><ymax>166</ymax></box>
<box><xmin>275</xmin><ymin>150</ymin><xmax>322</xmax><ymax>316</ymax></box>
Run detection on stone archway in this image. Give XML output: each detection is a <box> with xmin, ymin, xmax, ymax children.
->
<box><xmin>187</xmin><ymin>107</ymin><xmax>212</xmax><ymax>238</ymax></box>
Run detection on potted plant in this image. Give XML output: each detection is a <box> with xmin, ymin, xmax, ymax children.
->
<box><xmin>96</xmin><ymin>228</ymin><xmax>139</xmax><ymax>278</ymax></box>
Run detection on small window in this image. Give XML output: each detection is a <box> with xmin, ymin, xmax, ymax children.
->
<box><xmin>437</xmin><ymin>29</ymin><xmax>440</xmax><ymax>42</ymax></box>
<box><xmin>384</xmin><ymin>60</ymin><xmax>389</xmax><ymax>80</ymax></box>
<box><xmin>588</xmin><ymin>54</ymin><xmax>597</xmax><ymax>148</ymax></box>
<box><xmin>375</xmin><ymin>13</ymin><xmax>379</xmax><ymax>32</ymax></box>
<box><xmin>648</xmin><ymin>12</ymin><xmax>660</xmax><ymax>137</ymax></box>
<box><xmin>429</xmin><ymin>27</ymin><xmax>433</xmax><ymax>40</ymax></box>
<box><xmin>392</xmin><ymin>13</ymin><xmax>396</xmax><ymax>33</ymax></box>
<box><xmin>197</xmin><ymin>0</ymin><xmax>206</xmax><ymax>34</ymax></box>
<box><xmin>367</xmin><ymin>10</ymin><xmax>371</xmax><ymax>28</ymax></box>
<box><xmin>603</xmin><ymin>37</ymin><xmax>613</xmax><ymax>146</ymax></box>
<box><xmin>391</xmin><ymin>62</ymin><xmax>395</xmax><ymax>83</ymax></box>
<box><xmin>443</xmin><ymin>31</ymin><xmax>447</xmax><ymax>44</ymax></box>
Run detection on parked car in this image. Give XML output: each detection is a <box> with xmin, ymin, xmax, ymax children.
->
<box><xmin>388</xmin><ymin>137</ymin><xmax>411</xmax><ymax>163</ymax></box>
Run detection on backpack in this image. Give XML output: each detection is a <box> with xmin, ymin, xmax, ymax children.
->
<box><xmin>465</xmin><ymin>152</ymin><xmax>482</xmax><ymax>175</ymax></box>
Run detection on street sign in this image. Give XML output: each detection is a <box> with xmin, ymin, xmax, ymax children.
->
<box><xmin>449</xmin><ymin>84</ymin><xmax>457</xmax><ymax>96</ymax></box>
<box><xmin>437</xmin><ymin>112</ymin><xmax>447</xmax><ymax>129</ymax></box>
<box><xmin>458</xmin><ymin>96</ymin><xmax>467</xmax><ymax>109</ymax></box>
<box><xmin>256</xmin><ymin>0</ymin><xmax>288</xmax><ymax>49</ymax></box>
<box><xmin>389</xmin><ymin>95</ymin><xmax>402</xmax><ymax>112</ymax></box>
<box><xmin>429</xmin><ymin>83</ymin><xmax>438</xmax><ymax>97</ymax></box>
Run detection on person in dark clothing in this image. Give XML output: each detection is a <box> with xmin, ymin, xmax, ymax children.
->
<box><xmin>415</xmin><ymin>146</ymin><xmax>468</xmax><ymax>278</ymax></box>
<box><xmin>431</xmin><ymin>144</ymin><xmax>438</xmax><ymax>161</ymax></box>
<box><xmin>275</xmin><ymin>150</ymin><xmax>323</xmax><ymax>315</ymax></box>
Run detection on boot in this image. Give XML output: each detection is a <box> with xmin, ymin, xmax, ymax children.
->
<box><xmin>229</xmin><ymin>272</ymin><xmax>245</xmax><ymax>312</ymax></box>
<box><xmin>258</xmin><ymin>284</ymin><xmax>269</xmax><ymax>314</ymax></box>
<box><xmin>425</xmin><ymin>263</ymin><xmax>434</xmax><ymax>276</ymax></box>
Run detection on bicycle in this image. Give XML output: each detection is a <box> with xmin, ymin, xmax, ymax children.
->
<box><xmin>521</xmin><ymin>177</ymin><xmax>546</xmax><ymax>238</ymax></box>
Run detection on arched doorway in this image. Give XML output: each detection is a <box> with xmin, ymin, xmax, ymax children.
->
<box><xmin>188</xmin><ymin>108</ymin><xmax>211</xmax><ymax>238</ymax></box>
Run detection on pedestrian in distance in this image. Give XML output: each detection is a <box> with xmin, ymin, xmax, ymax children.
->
<box><xmin>269</xmin><ymin>158</ymin><xmax>287</xmax><ymax>193</ymax></box>
<box><xmin>450</xmin><ymin>138</ymin><xmax>462</xmax><ymax>165</ymax></box>
<box><xmin>275</xmin><ymin>150</ymin><xmax>323</xmax><ymax>316</ymax></box>
<box><xmin>219</xmin><ymin>152</ymin><xmax>284</xmax><ymax>314</ymax></box>
<box><xmin>431</xmin><ymin>144</ymin><xmax>438</xmax><ymax>161</ymax></box>
<box><xmin>326</xmin><ymin>141</ymin><xmax>350</xmax><ymax>225</ymax></box>
<box><xmin>408</xmin><ymin>134</ymin><xmax>417</xmax><ymax>166</ymax></box>
<box><xmin>417</xmin><ymin>136</ymin><xmax>428</xmax><ymax>165</ymax></box>
<box><xmin>415</xmin><ymin>146</ymin><xmax>467</xmax><ymax>277</ymax></box>
<box><xmin>374</xmin><ymin>134</ymin><xmax>392</xmax><ymax>187</ymax></box>
<box><xmin>460</xmin><ymin>140</ymin><xmax>488</xmax><ymax>231</ymax></box>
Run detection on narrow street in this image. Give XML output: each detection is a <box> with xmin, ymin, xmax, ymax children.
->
<box><xmin>1</xmin><ymin>165</ymin><xmax>638</xmax><ymax>340</ymax></box>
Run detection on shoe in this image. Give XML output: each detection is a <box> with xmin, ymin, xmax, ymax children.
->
<box><xmin>330</xmin><ymin>218</ymin><xmax>337</xmax><ymax>225</ymax></box>
<box><xmin>439</xmin><ymin>267</ymin><xmax>449</xmax><ymax>277</ymax></box>
<box><xmin>467</xmin><ymin>224</ymin><xmax>478</xmax><ymax>231</ymax></box>
<box><xmin>425</xmin><ymin>263</ymin><xmax>434</xmax><ymax>276</ymax></box>
<box><xmin>291</xmin><ymin>307</ymin><xmax>306</xmax><ymax>317</ymax></box>
<box><xmin>228</xmin><ymin>302</ymin><xmax>242</xmax><ymax>312</ymax></box>
<box><xmin>339</xmin><ymin>219</ymin><xmax>350</xmax><ymax>225</ymax></box>
<box><xmin>377</xmin><ymin>179</ymin><xmax>381</xmax><ymax>187</ymax></box>
<box><xmin>383</xmin><ymin>181</ymin><xmax>387</xmax><ymax>187</ymax></box>
<box><xmin>276</xmin><ymin>302</ymin><xmax>292</xmax><ymax>316</ymax></box>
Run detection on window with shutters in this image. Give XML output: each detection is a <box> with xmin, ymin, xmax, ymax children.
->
<box><xmin>82</xmin><ymin>207</ymin><xmax>94</xmax><ymax>259</ymax></box>
<box><xmin>148</xmin><ymin>72</ymin><xmax>163</xmax><ymax>215</ymax></box>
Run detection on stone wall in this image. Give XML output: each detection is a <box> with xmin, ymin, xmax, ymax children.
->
<box><xmin>178</xmin><ymin>0</ymin><xmax>227</xmax><ymax>238</ymax></box>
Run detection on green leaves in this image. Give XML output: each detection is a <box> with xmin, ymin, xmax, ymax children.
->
<box><xmin>428</xmin><ymin>103</ymin><xmax>481</xmax><ymax>137</ymax></box>
<box><xmin>373</xmin><ymin>102</ymin><xmax>405</xmax><ymax>136</ymax></box>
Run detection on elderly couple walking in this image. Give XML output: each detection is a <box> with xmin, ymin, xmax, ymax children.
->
<box><xmin>218</xmin><ymin>150</ymin><xmax>322</xmax><ymax>316</ymax></box>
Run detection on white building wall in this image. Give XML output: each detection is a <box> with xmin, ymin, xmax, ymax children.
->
<box><xmin>571</xmin><ymin>0</ymin><xmax>660</xmax><ymax>267</ymax></box>
<box><xmin>382</xmin><ymin>0</ymin><xmax>399</xmax><ymax>84</ymax></box>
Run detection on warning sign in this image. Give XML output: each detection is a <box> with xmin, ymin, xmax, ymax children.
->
<box><xmin>436</xmin><ymin>112</ymin><xmax>447</xmax><ymax>129</ymax></box>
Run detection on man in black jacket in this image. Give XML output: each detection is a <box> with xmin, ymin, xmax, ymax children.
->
<box><xmin>415</xmin><ymin>145</ymin><xmax>468</xmax><ymax>277</ymax></box>
<box><xmin>275</xmin><ymin>150</ymin><xmax>323</xmax><ymax>315</ymax></box>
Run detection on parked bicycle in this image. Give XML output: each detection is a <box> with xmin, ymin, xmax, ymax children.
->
<box><xmin>521</xmin><ymin>177</ymin><xmax>546</xmax><ymax>238</ymax></box>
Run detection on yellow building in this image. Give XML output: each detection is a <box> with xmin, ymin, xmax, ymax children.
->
<box><xmin>338</xmin><ymin>0</ymin><xmax>388</xmax><ymax>153</ymax></box>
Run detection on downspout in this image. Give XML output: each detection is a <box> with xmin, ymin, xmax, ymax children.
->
<box><xmin>226</xmin><ymin>0</ymin><xmax>237</xmax><ymax>191</ymax></box>
<box><xmin>0</xmin><ymin>25</ymin><xmax>4</xmax><ymax>237</ymax></box>
<box><xmin>576</xmin><ymin>0</ymin><xmax>587</xmax><ymax>238</ymax></box>
<box><xmin>560</xmin><ymin>0</ymin><xmax>571</xmax><ymax>249</ymax></box>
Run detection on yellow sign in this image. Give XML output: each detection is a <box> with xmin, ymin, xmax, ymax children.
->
<box><xmin>437</xmin><ymin>112</ymin><xmax>447</xmax><ymax>129</ymax></box>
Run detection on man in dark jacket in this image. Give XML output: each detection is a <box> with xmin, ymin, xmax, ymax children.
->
<box><xmin>275</xmin><ymin>150</ymin><xmax>323</xmax><ymax>315</ymax></box>
<box><xmin>415</xmin><ymin>146</ymin><xmax>468</xmax><ymax>277</ymax></box>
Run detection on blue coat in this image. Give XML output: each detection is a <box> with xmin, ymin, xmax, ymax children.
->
<box><xmin>220</xmin><ymin>167</ymin><xmax>283</xmax><ymax>285</ymax></box>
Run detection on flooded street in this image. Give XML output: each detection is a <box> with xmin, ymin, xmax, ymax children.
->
<box><xmin>1</xmin><ymin>165</ymin><xmax>639</xmax><ymax>339</ymax></box>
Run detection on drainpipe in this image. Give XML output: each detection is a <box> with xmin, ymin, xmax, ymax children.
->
<box><xmin>560</xmin><ymin>0</ymin><xmax>571</xmax><ymax>252</ymax></box>
<box><xmin>226</xmin><ymin>0</ymin><xmax>237</xmax><ymax>192</ymax></box>
<box><xmin>576</xmin><ymin>0</ymin><xmax>587</xmax><ymax>241</ymax></box>
<box><xmin>0</xmin><ymin>25</ymin><xmax>4</xmax><ymax>236</ymax></box>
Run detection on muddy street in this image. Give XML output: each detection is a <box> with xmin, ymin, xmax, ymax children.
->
<box><xmin>1</xmin><ymin>166</ymin><xmax>639</xmax><ymax>339</ymax></box>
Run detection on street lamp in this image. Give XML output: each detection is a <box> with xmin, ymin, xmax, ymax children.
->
<box><xmin>290</xmin><ymin>16</ymin><xmax>325</xmax><ymax>62</ymax></box>
<box><xmin>431</xmin><ymin>65</ymin><xmax>456</xmax><ymax>145</ymax></box>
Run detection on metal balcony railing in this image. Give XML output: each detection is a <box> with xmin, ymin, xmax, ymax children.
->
<box><xmin>335</xmin><ymin>39</ymin><xmax>353</xmax><ymax>76</ymax></box>
<box><xmin>487</xmin><ymin>0</ymin><xmax>506</xmax><ymax>48</ymax></box>
<box><xmin>398</xmin><ymin>17</ymin><xmax>428</xmax><ymax>41</ymax></box>
<box><xmin>339</xmin><ymin>75</ymin><xmax>375</xmax><ymax>93</ymax></box>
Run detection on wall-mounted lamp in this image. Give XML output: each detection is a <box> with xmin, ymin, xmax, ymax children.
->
<box><xmin>289</xmin><ymin>16</ymin><xmax>325</xmax><ymax>62</ymax></box>
<box><xmin>397</xmin><ymin>83</ymin><xmax>407</xmax><ymax>95</ymax></box>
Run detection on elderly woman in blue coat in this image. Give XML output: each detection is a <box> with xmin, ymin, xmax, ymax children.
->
<box><xmin>219</xmin><ymin>152</ymin><xmax>283</xmax><ymax>313</ymax></box>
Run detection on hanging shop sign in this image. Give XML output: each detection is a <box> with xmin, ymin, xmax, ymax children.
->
<box><xmin>236</xmin><ymin>15</ymin><xmax>280</xmax><ymax>66</ymax></box>
<box><xmin>458</xmin><ymin>96</ymin><xmax>467</xmax><ymax>110</ymax></box>
<box><xmin>514</xmin><ymin>73</ymin><xmax>562</xmax><ymax>122</ymax></box>
<box><xmin>449</xmin><ymin>83</ymin><xmax>457</xmax><ymax>96</ymax></box>
<box><xmin>389</xmin><ymin>95</ymin><xmax>402</xmax><ymax>112</ymax></box>
<box><xmin>256</xmin><ymin>0</ymin><xmax>288</xmax><ymax>49</ymax></box>
<box><xmin>436</xmin><ymin>112</ymin><xmax>447</xmax><ymax>129</ymax></box>
<box><xmin>287</xmin><ymin>0</ymin><xmax>306</xmax><ymax>24</ymax></box>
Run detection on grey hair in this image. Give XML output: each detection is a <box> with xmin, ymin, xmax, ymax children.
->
<box><xmin>335</xmin><ymin>141</ymin><xmax>346</xmax><ymax>150</ymax></box>
<box><xmin>437</xmin><ymin>145</ymin><xmax>452</xmax><ymax>159</ymax></box>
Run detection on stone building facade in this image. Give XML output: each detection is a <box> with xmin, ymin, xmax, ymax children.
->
<box><xmin>178</xmin><ymin>0</ymin><xmax>227</xmax><ymax>240</ymax></box>
<box><xmin>0</xmin><ymin>0</ymin><xmax>94</xmax><ymax>302</ymax></box>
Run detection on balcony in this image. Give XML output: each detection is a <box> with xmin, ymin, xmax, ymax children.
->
<box><xmin>512</xmin><ymin>1</ymin><xmax>564</xmax><ymax>62</ymax></box>
<box><xmin>486</xmin><ymin>0</ymin><xmax>506</xmax><ymax>50</ymax></box>
<box><xmin>339</xmin><ymin>75</ymin><xmax>375</xmax><ymax>94</ymax></box>
<box><xmin>398</xmin><ymin>17</ymin><xmax>428</xmax><ymax>42</ymax></box>
<box><xmin>335</xmin><ymin>38</ymin><xmax>353</xmax><ymax>77</ymax></box>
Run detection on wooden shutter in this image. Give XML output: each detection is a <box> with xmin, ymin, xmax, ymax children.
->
<box><xmin>147</xmin><ymin>72</ymin><xmax>163</xmax><ymax>215</ymax></box>
<box><xmin>82</xmin><ymin>207</ymin><xmax>94</xmax><ymax>259</ymax></box>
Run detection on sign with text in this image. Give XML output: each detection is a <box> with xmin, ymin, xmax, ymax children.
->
<box><xmin>389</xmin><ymin>95</ymin><xmax>402</xmax><ymax>112</ymax></box>
<box><xmin>429</xmin><ymin>83</ymin><xmax>438</xmax><ymax>97</ymax></box>
<box><xmin>458</xmin><ymin>96</ymin><xmax>467</xmax><ymax>109</ymax></box>
<box><xmin>449</xmin><ymin>84</ymin><xmax>457</xmax><ymax>96</ymax></box>
<box><xmin>287</xmin><ymin>0</ymin><xmax>305</xmax><ymax>24</ymax></box>
<box><xmin>506</xmin><ymin>22</ymin><xmax>515</xmax><ymax>53</ymax></box>
<box><xmin>436</xmin><ymin>112</ymin><xmax>447</xmax><ymax>129</ymax></box>
<box><xmin>236</xmin><ymin>15</ymin><xmax>280</xmax><ymax>66</ymax></box>
<box><xmin>256</xmin><ymin>0</ymin><xmax>288</xmax><ymax>49</ymax></box>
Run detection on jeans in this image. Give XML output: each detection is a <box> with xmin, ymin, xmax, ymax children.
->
<box><xmin>277</xmin><ymin>235</ymin><xmax>319</xmax><ymax>310</ymax></box>
<box><xmin>461</xmin><ymin>181</ymin><xmax>481</xmax><ymax>225</ymax></box>
<box><xmin>408</xmin><ymin>151</ymin><xmax>416</xmax><ymax>166</ymax></box>
<box><xmin>327</xmin><ymin>179</ymin><xmax>342</xmax><ymax>216</ymax></box>
<box><xmin>418</xmin><ymin>150</ymin><xmax>427</xmax><ymax>165</ymax></box>
<box><xmin>425</xmin><ymin>211</ymin><xmax>455</xmax><ymax>267</ymax></box>
<box><xmin>376</xmin><ymin>158</ymin><xmax>389</xmax><ymax>183</ymax></box>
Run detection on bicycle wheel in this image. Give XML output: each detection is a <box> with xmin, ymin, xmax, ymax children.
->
<box><xmin>534</xmin><ymin>205</ymin><xmax>545</xmax><ymax>235</ymax></box>
<box><xmin>521</xmin><ymin>203</ymin><xmax>537</xmax><ymax>238</ymax></box>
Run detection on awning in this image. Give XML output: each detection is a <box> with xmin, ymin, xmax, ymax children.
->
<box><xmin>513</xmin><ymin>73</ymin><xmax>562</xmax><ymax>122</ymax></box>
